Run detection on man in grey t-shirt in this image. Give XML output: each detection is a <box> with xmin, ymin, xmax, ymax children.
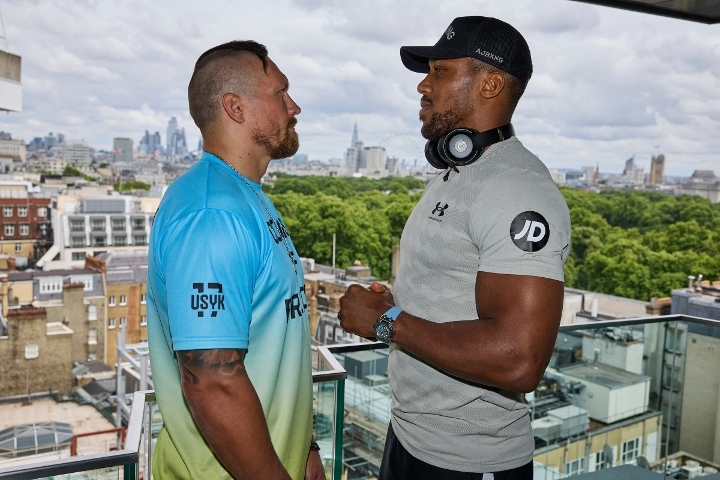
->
<box><xmin>339</xmin><ymin>16</ymin><xmax>570</xmax><ymax>480</ymax></box>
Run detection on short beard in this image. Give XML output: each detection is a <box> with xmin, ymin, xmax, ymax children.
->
<box><xmin>420</xmin><ymin>108</ymin><xmax>464</xmax><ymax>141</ymax></box>
<box><xmin>253</xmin><ymin>119</ymin><xmax>299</xmax><ymax>160</ymax></box>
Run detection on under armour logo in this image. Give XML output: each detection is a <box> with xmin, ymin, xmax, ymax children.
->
<box><xmin>190</xmin><ymin>282</ymin><xmax>225</xmax><ymax>318</ymax></box>
<box><xmin>432</xmin><ymin>202</ymin><xmax>449</xmax><ymax>216</ymax></box>
<box><xmin>445</xmin><ymin>26</ymin><xmax>455</xmax><ymax>40</ymax></box>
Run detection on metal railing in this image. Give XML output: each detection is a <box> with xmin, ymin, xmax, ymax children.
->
<box><xmin>1</xmin><ymin>314</ymin><xmax>717</xmax><ymax>479</ymax></box>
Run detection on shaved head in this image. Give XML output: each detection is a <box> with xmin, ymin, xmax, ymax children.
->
<box><xmin>188</xmin><ymin>40</ymin><xmax>269</xmax><ymax>131</ymax></box>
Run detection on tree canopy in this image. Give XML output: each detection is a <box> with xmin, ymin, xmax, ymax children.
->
<box><xmin>268</xmin><ymin>175</ymin><xmax>719</xmax><ymax>301</ymax></box>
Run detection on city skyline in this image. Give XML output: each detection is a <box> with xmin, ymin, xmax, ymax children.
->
<box><xmin>0</xmin><ymin>0</ymin><xmax>719</xmax><ymax>176</ymax></box>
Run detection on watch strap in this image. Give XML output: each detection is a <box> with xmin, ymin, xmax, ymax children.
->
<box><xmin>383</xmin><ymin>306</ymin><xmax>403</xmax><ymax>321</ymax></box>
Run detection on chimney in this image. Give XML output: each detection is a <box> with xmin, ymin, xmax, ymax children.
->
<box><xmin>1</xmin><ymin>275</ymin><xmax>8</xmax><ymax>318</ymax></box>
<box><xmin>590</xmin><ymin>299</ymin><xmax>598</xmax><ymax>319</ymax></box>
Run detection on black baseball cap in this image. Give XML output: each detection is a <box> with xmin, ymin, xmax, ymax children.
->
<box><xmin>400</xmin><ymin>16</ymin><xmax>533</xmax><ymax>86</ymax></box>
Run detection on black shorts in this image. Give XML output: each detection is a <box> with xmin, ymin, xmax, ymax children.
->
<box><xmin>378</xmin><ymin>424</ymin><xmax>533</xmax><ymax>480</ymax></box>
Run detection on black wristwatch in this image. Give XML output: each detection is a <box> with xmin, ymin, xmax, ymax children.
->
<box><xmin>373</xmin><ymin>306</ymin><xmax>403</xmax><ymax>345</ymax></box>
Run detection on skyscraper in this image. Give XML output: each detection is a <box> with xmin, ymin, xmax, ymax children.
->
<box><xmin>113</xmin><ymin>138</ymin><xmax>134</xmax><ymax>163</ymax></box>
<box><xmin>649</xmin><ymin>154</ymin><xmax>665</xmax><ymax>185</ymax></box>
<box><xmin>139</xmin><ymin>130</ymin><xmax>162</xmax><ymax>155</ymax></box>
<box><xmin>345</xmin><ymin>123</ymin><xmax>364</xmax><ymax>173</ymax></box>
<box><xmin>166</xmin><ymin>117</ymin><xmax>178</xmax><ymax>154</ymax></box>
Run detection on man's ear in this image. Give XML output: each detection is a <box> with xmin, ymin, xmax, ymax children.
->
<box><xmin>221</xmin><ymin>93</ymin><xmax>245</xmax><ymax>124</ymax></box>
<box><xmin>479</xmin><ymin>71</ymin><xmax>505</xmax><ymax>100</ymax></box>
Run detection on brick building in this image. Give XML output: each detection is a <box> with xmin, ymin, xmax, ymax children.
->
<box><xmin>86</xmin><ymin>252</ymin><xmax>148</xmax><ymax>366</ymax></box>
<box><xmin>0</xmin><ymin>182</ymin><xmax>52</xmax><ymax>261</ymax></box>
<box><xmin>0</xmin><ymin>305</ymin><xmax>73</xmax><ymax>397</ymax></box>
<box><xmin>3</xmin><ymin>269</ymin><xmax>106</xmax><ymax>363</ymax></box>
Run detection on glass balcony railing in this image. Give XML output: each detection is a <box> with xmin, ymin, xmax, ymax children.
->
<box><xmin>2</xmin><ymin>314</ymin><xmax>718</xmax><ymax>479</ymax></box>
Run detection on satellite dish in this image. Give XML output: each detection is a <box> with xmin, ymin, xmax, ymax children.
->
<box><xmin>636</xmin><ymin>456</ymin><xmax>650</xmax><ymax>469</ymax></box>
<box><xmin>603</xmin><ymin>444</ymin><xmax>614</xmax><ymax>469</ymax></box>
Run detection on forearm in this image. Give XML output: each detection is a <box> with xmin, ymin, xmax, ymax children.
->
<box><xmin>185</xmin><ymin>376</ymin><xmax>289</xmax><ymax>479</ymax></box>
<box><xmin>179</xmin><ymin>349</ymin><xmax>290</xmax><ymax>480</ymax></box>
<box><xmin>392</xmin><ymin>312</ymin><xmax>546</xmax><ymax>392</ymax></box>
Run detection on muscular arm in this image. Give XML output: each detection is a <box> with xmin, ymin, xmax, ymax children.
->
<box><xmin>177</xmin><ymin>349</ymin><xmax>291</xmax><ymax>480</ymax></box>
<box><xmin>340</xmin><ymin>272</ymin><xmax>564</xmax><ymax>393</ymax></box>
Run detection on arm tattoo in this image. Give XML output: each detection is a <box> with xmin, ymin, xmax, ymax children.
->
<box><xmin>177</xmin><ymin>349</ymin><xmax>247</xmax><ymax>385</ymax></box>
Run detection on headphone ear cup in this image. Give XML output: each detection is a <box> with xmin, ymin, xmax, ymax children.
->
<box><xmin>424</xmin><ymin>141</ymin><xmax>449</xmax><ymax>169</ymax></box>
<box><xmin>440</xmin><ymin>130</ymin><xmax>480</xmax><ymax>166</ymax></box>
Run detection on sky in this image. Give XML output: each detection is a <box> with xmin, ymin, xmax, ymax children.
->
<box><xmin>0</xmin><ymin>0</ymin><xmax>719</xmax><ymax>176</ymax></box>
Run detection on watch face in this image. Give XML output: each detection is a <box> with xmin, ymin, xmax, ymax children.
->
<box><xmin>375</xmin><ymin>318</ymin><xmax>393</xmax><ymax>343</ymax></box>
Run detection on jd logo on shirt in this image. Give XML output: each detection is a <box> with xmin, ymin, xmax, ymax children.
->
<box><xmin>191</xmin><ymin>283</ymin><xmax>225</xmax><ymax>318</ymax></box>
<box><xmin>510</xmin><ymin>211</ymin><xmax>550</xmax><ymax>252</ymax></box>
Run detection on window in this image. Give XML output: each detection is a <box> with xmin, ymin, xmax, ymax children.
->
<box><xmin>120</xmin><ymin>317</ymin><xmax>127</xmax><ymax>327</ymax></box>
<box><xmin>39</xmin><ymin>278</ymin><xmax>62</xmax><ymax>293</ymax></box>
<box><xmin>88</xmin><ymin>328</ymin><xmax>97</xmax><ymax>345</ymax></box>
<box><xmin>72</xmin><ymin>252</ymin><xmax>86</xmax><ymax>261</ymax></box>
<box><xmin>564</xmin><ymin>458</ymin><xmax>585</xmax><ymax>476</ymax></box>
<box><xmin>591</xmin><ymin>451</ymin><xmax>606</xmax><ymax>471</ymax></box>
<box><xmin>71</xmin><ymin>236</ymin><xmax>86</xmax><ymax>248</ymax></box>
<box><xmin>19</xmin><ymin>224</ymin><xmax>29</xmax><ymax>236</ymax></box>
<box><xmin>112</xmin><ymin>218</ymin><xmax>126</xmax><ymax>230</ymax></box>
<box><xmin>109</xmin><ymin>296</ymin><xmax>116</xmax><ymax>307</ymax></box>
<box><xmin>141</xmin><ymin>293</ymin><xmax>146</xmax><ymax>304</ymax></box>
<box><xmin>88</xmin><ymin>304</ymin><xmax>97</xmax><ymax>321</ymax></box>
<box><xmin>4</xmin><ymin>224</ymin><xmax>14</xmax><ymax>236</ymax></box>
<box><xmin>132</xmin><ymin>218</ymin><xmax>145</xmax><ymax>230</ymax></box>
<box><xmin>17</xmin><ymin>206</ymin><xmax>27</xmax><ymax>217</ymax></box>
<box><xmin>133</xmin><ymin>234</ymin><xmax>147</xmax><ymax>245</ymax></box>
<box><xmin>108</xmin><ymin>318</ymin><xmax>116</xmax><ymax>329</ymax></box>
<box><xmin>621</xmin><ymin>437</ymin><xmax>641</xmax><ymax>464</ymax></box>
<box><xmin>140</xmin><ymin>315</ymin><xmax>147</xmax><ymax>326</ymax></box>
<box><xmin>88</xmin><ymin>352</ymin><xmax>97</xmax><ymax>361</ymax></box>
<box><xmin>91</xmin><ymin>236</ymin><xmax>106</xmax><ymax>247</ymax></box>
<box><xmin>70</xmin><ymin>219</ymin><xmax>85</xmax><ymax>232</ymax></box>
<box><xmin>14</xmin><ymin>243</ymin><xmax>22</xmax><ymax>253</ymax></box>
<box><xmin>90</xmin><ymin>219</ymin><xmax>106</xmax><ymax>231</ymax></box>
<box><xmin>37</xmin><ymin>206</ymin><xmax>48</xmax><ymax>217</ymax></box>
<box><xmin>113</xmin><ymin>235</ymin><xmax>127</xmax><ymax>246</ymax></box>
<box><xmin>3</xmin><ymin>206</ymin><xmax>13</xmax><ymax>217</ymax></box>
<box><xmin>119</xmin><ymin>295</ymin><xmax>127</xmax><ymax>306</ymax></box>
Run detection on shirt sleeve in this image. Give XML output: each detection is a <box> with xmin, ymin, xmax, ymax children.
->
<box><xmin>470</xmin><ymin>168</ymin><xmax>571</xmax><ymax>282</ymax></box>
<box><xmin>161</xmin><ymin>208</ymin><xmax>261</xmax><ymax>351</ymax></box>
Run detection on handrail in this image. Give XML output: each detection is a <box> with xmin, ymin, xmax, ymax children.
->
<box><xmin>0</xmin><ymin>314</ymin><xmax>716</xmax><ymax>479</ymax></box>
<box><xmin>313</xmin><ymin>345</ymin><xmax>349</xmax><ymax>383</ymax></box>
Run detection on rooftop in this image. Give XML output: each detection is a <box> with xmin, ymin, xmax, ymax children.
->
<box><xmin>559</xmin><ymin>362</ymin><xmax>651</xmax><ymax>388</ymax></box>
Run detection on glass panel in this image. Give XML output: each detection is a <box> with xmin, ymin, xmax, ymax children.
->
<box><xmin>327</xmin><ymin>318</ymin><xmax>720</xmax><ymax>479</ymax></box>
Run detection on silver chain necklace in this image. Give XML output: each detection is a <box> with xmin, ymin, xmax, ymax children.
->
<box><xmin>208</xmin><ymin>152</ymin><xmax>298</xmax><ymax>275</ymax></box>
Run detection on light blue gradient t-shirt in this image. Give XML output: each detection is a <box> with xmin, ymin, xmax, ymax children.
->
<box><xmin>147</xmin><ymin>152</ymin><xmax>312</xmax><ymax>479</ymax></box>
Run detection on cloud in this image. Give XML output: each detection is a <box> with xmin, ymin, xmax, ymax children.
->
<box><xmin>0</xmin><ymin>0</ymin><xmax>717</xmax><ymax>175</ymax></box>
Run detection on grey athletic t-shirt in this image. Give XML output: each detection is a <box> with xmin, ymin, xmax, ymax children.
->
<box><xmin>390</xmin><ymin>136</ymin><xmax>570</xmax><ymax>473</ymax></box>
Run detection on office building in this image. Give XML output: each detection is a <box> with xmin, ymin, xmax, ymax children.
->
<box><xmin>362</xmin><ymin>146</ymin><xmax>387</xmax><ymax>173</ymax></box>
<box><xmin>138</xmin><ymin>130</ymin><xmax>162</xmax><ymax>156</ymax></box>
<box><xmin>113</xmin><ymin>138</ymin><xmax>134</xmax><ymax>163</ymax></box>
<box><xmin>62</xmin><ymin>140</ymin><xmax>91</xmax><ymax>164</ymax></box>
<box><xmin>37</xmin><ymin>194</ymin><xmax>159</xmax><ymax>270</ymax></box>
<box><xmin>671</xmin><ymin>287</ymin><xmax>720</xmax><ymax>464</ymax></box>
